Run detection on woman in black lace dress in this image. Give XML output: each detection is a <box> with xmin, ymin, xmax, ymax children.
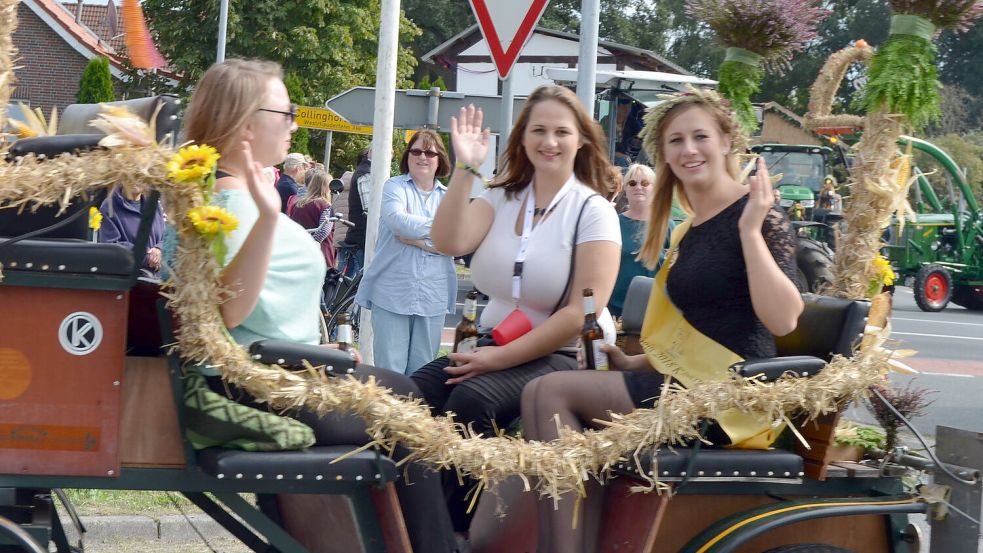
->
<box><xmin>519</xmin><ymin>89</ymin><xmax>804</xmax><ymax>553</ymax></box>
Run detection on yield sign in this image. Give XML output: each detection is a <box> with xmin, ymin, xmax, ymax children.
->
<box><xmin>469</xmin><ymin>0</ymin><xmax>551</xmax><ymax>80</ymax></box>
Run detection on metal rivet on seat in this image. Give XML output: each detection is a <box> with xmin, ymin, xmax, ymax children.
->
<box><xmin>316</xmin><ymin>475</ymin><xmax>323</xmax><ymax>480</ymax></box>
<box><xmin>680</xmin><ymin>472</ymin><xmax>686</xmax><ymax>477</ymax></box>
<box><xmin>276</xmin><ymin>474</ymin><xmax>284</xmax><ymax>480</ymax></box>
<box><xmin>346</xmin><ymin>368</ymin><xmax>354</xmax><ymax>374</ymax></box>
<box><xmin>798</xmin><ymin>472</ymin><xmax>805</xmax><ymax>477</ymax></box>
<box><xmin>296</xmin><ymin>475</ymin><xmax>303</xmax><ymax>480</ymax></box>
<box><xmin>663</xmin><ymin>471</ymin><xmax>669</xmax><ymax>476</ymax></box>
<box><xmin>336</xmin><ymin>475</ymin><xmax>343</xmax><ymax>481</ymax></box>
<box><xmin>715</xmin><ymin>471</ymin><xmax>722</xmax><ymax>476</ymax></box>
<box><xmin>236</xmin><ymin>473</ymin><xmax>243</xmax><ymax>479</ymax></box>
<box><xmin>697</xmin><ymin>471</ymin><xmax>705</xmax><ymax>476</ymax></box>
<box><xmin>375</xmin><ymin>474</ymin><xmax>381</xmax><ymax>479</ymax></box>
<box><xmin>217</xmin><ymin>474</ymin><xmax>225</xmax><ymax>479</ymax></box>
<box><xmin>25</xmin><ymin>263</ymin><xmax>33</xmax><ymax>268</ymax></box>
<box><xmin>784</xmin><ymin>472</ymin><xmax>791</xmax><ymax>476</ymax></box>
<box><xmin>253</xmin><ymin>354</ymin><xmax>262</xmax><ymax>360</ymax></box>
<box><xmin>9</xmin><ymin>262</ymin><xmax>16</xmax><ymax>267</ymax></box>
<box><xmin>58</xmin><ymin>264</ymin><xmax>66</xmax><ymax>270</ymax></box>
<box><xmin>41</xmin><ymin>264</ymin><xmax>49</xmax><ymax>270</ymax></box>
<box><xmin>767</xmin><ymin>471</ymin><xmax>774</xmax><ymax>476</ymax></box>
<box><xmin>733</xmin><ymin>471</ymin><xmax>740</xmax><ymax>476</ymax></box>
<box><xmin>750</xmin><ymin>471</ymin><xmax>757</xmax><ymax>476</ymax></box>
<box><xmin>256</xmin><ymin>474</ymin><xmax>263</xmax><ymax>479</ymax></box>
<box><xmin>90</xmin><ymin>267</ymin><xmax>98</xmax><ymax>272</ymax></box>
<box><xmin>277</xmin><ymin>359</ymin><xmax>285</xmax><ymax>365</ymax></box>
<box><xmin>356</xmin><ymin>475</ymin><xmax>363</xmax><ymax>481</ymax></box>
<box><xmin>802</xmin><ymin>372</ymin><xmax>809</xmax><ymax>377</ymax></box>
<box><xmin>327</xmin><ymin>366</ymin><xmax>334</xmax><ymax>372</ymax></box>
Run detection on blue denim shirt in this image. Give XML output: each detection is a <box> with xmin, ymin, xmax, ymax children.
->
<box><xmin>355</xmin><ymin>174</ymin><xmax>456</xmax><ymax>317</ymax></box>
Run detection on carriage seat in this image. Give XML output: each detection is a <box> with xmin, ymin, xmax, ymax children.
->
<box><xmin>615</xmin><ymin>275</ymin><xmax>870</xmax><ymax>484</ymax></box>
<box><xmin>196</xmin><ymin>445</ymin><xmax>398</xmax><ymax>484</ymax></box>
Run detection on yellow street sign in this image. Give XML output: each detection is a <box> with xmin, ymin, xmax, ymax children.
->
<box><xmin>295</xmin><ymin>106</ymin><xmax>373</xmax><ymax>135</ymax></box>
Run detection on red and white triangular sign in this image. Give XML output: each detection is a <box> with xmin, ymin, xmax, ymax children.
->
<box><xmin>469</xmin><ymin>0</ymin><xmax>551</xmax><ymax>80</ymax></box>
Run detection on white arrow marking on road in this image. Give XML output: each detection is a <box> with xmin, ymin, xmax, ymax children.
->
<box><xmin>892</xmin><ymin>331</ymin><xmax>983</xmax><ymax>341</ymax></box>
<box><xmin>891</xmin><ymin>317</ymin><xmax>983</xmax><ymax>327</ymax></box>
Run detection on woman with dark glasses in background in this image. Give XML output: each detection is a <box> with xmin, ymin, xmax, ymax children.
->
<box><xmin>356</xmin><ymin>129</ymin><xmax>457</xmax><ymax>375</ymax></box>
<box><xmin>608</xmin><ymin>163</ymin><xmax>674</xmax><ymax>317</ymax></box>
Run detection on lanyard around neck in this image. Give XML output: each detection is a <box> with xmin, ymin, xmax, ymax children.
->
<box><xmin>511</xmin><ymin>176</ymin><xmax>575</xmax><ymax>305</ymax></box>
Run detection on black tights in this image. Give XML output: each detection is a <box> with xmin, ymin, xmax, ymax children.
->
<box><xmin>520</xmin><ymin>370</ymin><xmax>638</xmax><ymax>553</ymax></box>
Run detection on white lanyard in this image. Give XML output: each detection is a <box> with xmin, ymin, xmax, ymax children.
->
<box><xmin>511</xmin><ymin>176</ymin><xmax>575</xmax><ymax>305</ymax></box>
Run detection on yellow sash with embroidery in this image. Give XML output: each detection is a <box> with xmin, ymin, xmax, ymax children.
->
<box><xmin>640</xmin><ymin>220</ymin><xmax>784</xmax><ymax>449</ymax></box>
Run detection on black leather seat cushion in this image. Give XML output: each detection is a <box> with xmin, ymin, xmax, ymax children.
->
<box><xmin>197</xmin><ymin>445</ymin><xmax>399</xmax><ymax>483</ymax></box>
<box><xmin>1</xmin><ymin>239</ymin><xmax>134</xmax><ymax>277</ymax></box>
<box><xmin>613</xmin><ymin>447</ymin><xmax>803</xmax><ymax>482</ymax></box>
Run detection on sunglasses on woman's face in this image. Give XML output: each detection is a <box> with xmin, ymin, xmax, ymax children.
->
<box><xmin>257</xmin><ymin>103</ymin><xmax>298</xmax><ymax>123</ymax></box>
<box><xmin>408</xmin><ymin>148</ymin><xmax>439</xmax><ymax>159</ymax></box>
<box><xmin>627</xmin><ymin>180</ymin><xmax>651</xmax><ymax>188</ymax></box>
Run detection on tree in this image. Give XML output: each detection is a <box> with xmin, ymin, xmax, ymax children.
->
<box><xmin>77</xmin><ymin>57</ymin><xmax>116</xmax><ymax>104</ymax></box>
<box><xmin>283</xmin><ymin>73</ymin><xmax>310</xmax><ymax>157</ymax></box>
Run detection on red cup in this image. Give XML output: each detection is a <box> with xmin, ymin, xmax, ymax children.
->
<box><xmin>491</xmin><ymin>309</ymin><xmax>533</xmax><ymax>345</ymax></box>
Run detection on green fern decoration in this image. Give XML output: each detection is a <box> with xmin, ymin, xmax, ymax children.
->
<box><xmin>857</xmin><ymin>34</ymin><xmax>941</xmax><ymax>129</ymax></box>
<box><xmin>718</xmin><ymin>60</ymin><xmax>763</xmax><ymax>134</ymax></box>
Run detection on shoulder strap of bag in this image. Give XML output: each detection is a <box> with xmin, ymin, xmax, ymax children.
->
<box><xmin>551</xmin><ymin>193</ymin><xmax>601</xmax><ymax>314</ymax></box>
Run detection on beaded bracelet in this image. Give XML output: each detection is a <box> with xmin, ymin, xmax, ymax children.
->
<box><xmin>455</xmin><ymin>160</ymin><xmax>486</xmax><ymax>182</ymax></box>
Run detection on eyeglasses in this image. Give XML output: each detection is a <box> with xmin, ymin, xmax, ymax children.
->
<box><xmin>408</xmin><ymin>148</ymin><xmax>439</xmax><ymax>159</ymax></box>
<box><xmin>627</xmin><ymin>180</ymin><xmax>651</xmax><ymax>188</ymax></box>
<box><xmin>257</xmin><ymin>104</ymin><xmax>298</xmax><ymax>123</ymax></box>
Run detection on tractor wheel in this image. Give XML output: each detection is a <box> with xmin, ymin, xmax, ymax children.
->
<box><xmin>913</xmin><ymin>264</ymin><xmax>953</xmax><ymax>312</ymax></box>
<box><xmin>796</xmin><ymin>237</ymin><xmax>834</xmax><ymax>293</ymax></box>
<box><xmin>952</xmin><ymin>285</ymin><xmax>983</xmax><ymax>310</ymax></box>
<box><xmin>762</xmin><ymin>546</ymin><xmax>857</xmax><ymax>553</ymax></box>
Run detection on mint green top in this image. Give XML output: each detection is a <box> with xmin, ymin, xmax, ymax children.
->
<box><xmin>216</xmin><ymin>189</ymin><xmax>326</xmax><ymax>346</ymax></box>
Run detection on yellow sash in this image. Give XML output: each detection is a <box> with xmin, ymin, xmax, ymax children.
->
<box><xmin>640</xmin><ymin>220</ymin><xmax>784</xmax><ymax>449</ymax></box>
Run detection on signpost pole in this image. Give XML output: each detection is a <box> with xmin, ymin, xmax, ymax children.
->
<box><xmin>216</xmin><ymin>0</ymin><xmax>229</xmax><ymax>63</ymax></box>
<box><xmin>360</xmin><ymin>0</ymin><xmax>401</xmax><ymax>364</ymax></box>
<box><xmin>500</xmin><ymin>72</ymin><xmax>514</xmax><ymax>156</ymax></box>
<box><xmin>427</xmin><ymin>87</ymin><xmax>440</xmax><ymax>128</ymax></box>
<box><xmin>323</xmin><ymin>131</ymin><xmax>333</xmax><ymax>168</ymax></box>
<box><xmin>576</xmin><ymin>0</ymin><xmax>600</xmax><ymax>112</ymax></box>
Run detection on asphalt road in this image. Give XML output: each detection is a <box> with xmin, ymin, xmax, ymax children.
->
<box><xmin>888</xmin><ymin>286</ymin><xmax>983</xmax><ymax>375</ymax></box>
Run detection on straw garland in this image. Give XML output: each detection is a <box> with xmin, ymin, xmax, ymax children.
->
<box><xmin>804</xmin><ymin>45</ymin><xmax>916</xmax><ymax>298</ymax></box>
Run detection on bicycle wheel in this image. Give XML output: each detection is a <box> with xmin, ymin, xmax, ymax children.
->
<box><xmin>325</xmin><ymin>294</ymin><xmax>359</xmax><ymax>344</ymax></box>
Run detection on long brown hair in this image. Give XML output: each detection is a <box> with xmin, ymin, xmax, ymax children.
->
<box><xmin>399</xmin><ymin>129</ymin><xmax>451</xmax><ymax>178</ymax></box>
<box><xmin>183</xmin><ymin>59</ymin><xmax>283</xmax><ymax>156</ymax></box>
<box><xmin>491</xmin><ymin>85</ymin><xmax>613</xmax><ymax>198</ymax></box>
<box><xmin>637</xmin><ymin>100</ymin><xmax>743</xmax><ymax>269</ymax></box>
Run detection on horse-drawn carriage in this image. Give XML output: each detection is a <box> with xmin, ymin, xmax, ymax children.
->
<box><xmin>0</xmin><ymin>96</ymin><xmax>980</xmax><ymax>553</ymax></box>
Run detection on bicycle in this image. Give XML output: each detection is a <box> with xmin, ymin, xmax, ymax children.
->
<box><xmin>317</xmin><ymin>214</ymin><xmax>362</xmax><ymax>344</ymax></box>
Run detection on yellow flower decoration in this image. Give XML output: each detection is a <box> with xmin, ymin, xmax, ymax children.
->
<box><xmin>88</xmin><ymin>206</ymin><xmax>103</xmax><ymax>231</ymax></box>
<box><xmin>167</xmin><ymin>145</ymin><xmax>220</xmax><ymax>183</ymax></box>
<box><xmin>13</xmin><ymin>122</ymin><xmax>38</xmax><ymax>139</ymax></box>
<box><xmin>187</xmin><ymin>205</ymin><xmax>238</xmax><ymax>236</ymax></box>
<box><xmin>867</xmin><ymin>255</ymin><xmax>896</xmax><ymax>297</ymax></box>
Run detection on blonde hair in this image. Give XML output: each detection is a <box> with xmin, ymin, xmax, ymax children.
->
<box><xmin>491</xmin><ymin>85</ymin><xmax>613</xmax><ymax>198</ymax></box>
<box><xmin>296</xmin><ymin>169</ymin><xmax>331</xmax><ymax>209</ymax></box>
<box><xmin>183</xmin><ymin>59</ymin><xmax>283</xmax><ymax>157</ymax></box>
<box><xmin>623</xmin><ymin>163</ymin><xmax>656</xmax><ymax>188</ymax></box>
<box><xmin>636</xmin><ymin>89</ymin><xmax>746</xmax><ymax>269</ymax></box>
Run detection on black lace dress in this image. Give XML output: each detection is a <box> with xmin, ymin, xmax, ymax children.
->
<box><xmin>623</xmin><ymin>194</ymin><xmax>797</xmax><ymax>410</ymax></box>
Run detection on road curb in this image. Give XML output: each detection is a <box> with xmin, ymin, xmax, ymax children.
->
<box><xmin>61</xmin><ymin>514</ymin><xmax>235</xmax><ymax>544</ymax></box>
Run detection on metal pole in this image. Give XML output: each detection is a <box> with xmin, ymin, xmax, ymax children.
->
<box><xmin>576</xmin><ymin>0</ymin><xmax>600</xmax><ymax>112</ymax></box>
<box><xmin>323</xmin><ymin>131</ymin><xmax>333</xmax><ymax>168</ymax></box>
<box><xmin>499</xmin><ymin>72</ymin><xmax>514</xmax><ymax>157</ymax></box>
<box><xmin>360</xmin><ymin>0</ymin><xmax>401</xmax><ymax>364</ymax></box>
<box><xmin>427</xmin><ymin>87</ymin><xmax>440</xmax><ymax>128</ymax></box>
<box><xmin>216</xmin><ymin>0</ymin><xmax>229</xmax><ymax>63</ymax></box>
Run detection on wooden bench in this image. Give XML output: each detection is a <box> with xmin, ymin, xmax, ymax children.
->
<box><xmin>0</xmin><ymin>103</ymin><xmax>410</xmax><ymax>553</ymax></box>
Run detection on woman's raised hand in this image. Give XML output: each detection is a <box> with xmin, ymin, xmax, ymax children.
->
<box><xmin>739</xmin><ymin>157</ymin><xmax>774</xmax><ymax>236</ymax></box>
<box><xmin>241</xmin><ymin>141</ymin><xmax>281</xmax><ymax>218</ymax></box>
<box><xmin>450</xmin><ymin>104</ymin><xmax>491</xmax><ymax>167</ymax></box>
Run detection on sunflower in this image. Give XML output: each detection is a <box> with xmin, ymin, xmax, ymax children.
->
<box><xmin>873</xmin><ymin>256</ymin><xmax>896</xmax><ymax>287</ymax></box>
<box><xmin>187</xmin><ymin>205</ymin><xmax>238</xmax><ymax>236</ymax></box>
<box><xmin>168</xmin><ymin>145</ymin><xmax>220</xmax><ymax>183</ymax></box>
<box><xmin>88</xmin><ymin>206</ymin><xmax>103</xmax><ymax>231</ymax></box>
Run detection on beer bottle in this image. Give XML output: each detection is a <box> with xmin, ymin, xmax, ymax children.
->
<box><xmin>453</xmin><ymin>289</ymin><xmax>480</xmax><ymax>357</ymax></box>
<box><xmin>336</xmin><ymin>312</ymin><xmax>354</xmax><ymax>354</ymax></box>
<box><xmin>582</xmin><ymin>288</ymin><xmax>609</xmax><ymax>370</ymax></box>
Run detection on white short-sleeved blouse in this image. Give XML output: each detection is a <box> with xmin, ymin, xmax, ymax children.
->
<box><xmin>469</xmin><ymin>179</ymin><xmax>621</xmax><ymax>347</ymax></box>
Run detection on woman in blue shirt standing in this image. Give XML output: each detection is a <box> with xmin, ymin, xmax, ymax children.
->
<box><xmin>356</xmin><ymin>130</ymin><xmax>457</xmax><ymax>375</ymax></box>
<box><xmin>609</xmin><ymin>164</ymin><xmax>674</xmax><ymax>317</ymax></box>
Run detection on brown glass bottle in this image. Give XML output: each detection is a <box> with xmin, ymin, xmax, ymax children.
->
<box><xmin>582</xmin><ymin>288</ymin><xmax>609</xmax><ymax>370</ymax></box>
<box><xmin>336</xmin><ymin>312</ymin><xmax>354</xmax><ymax>353</ymax></box>
<box><xmin>453</xmin><ymin>289</ymin><xmax>480</xmax><ymax>358</ymax></box>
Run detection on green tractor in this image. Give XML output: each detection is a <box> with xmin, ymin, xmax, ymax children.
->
<box><xmin>883</xmin><ymin>136</ymin><xmax>983</xmax><ymax>311</ymax></box>
<box><xmin>751</xmin><ymin>144</ymin><xmax>840</xmax><ymax>293</ymax></box>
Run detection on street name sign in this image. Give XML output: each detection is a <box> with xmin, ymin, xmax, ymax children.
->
<box><xmin>296</xmin><ymin>106</ymin><xmax>373</xmax><ymax>135</ymax></box>
<box><xmin>469</xmin><ymin>0</ymin><xmax>550</xmax><ymax>79</ymax></box>
<box><xmin>325</xmin><ymin>88</ymin><xmax>527</xmax><ymax>134</ymax></box>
